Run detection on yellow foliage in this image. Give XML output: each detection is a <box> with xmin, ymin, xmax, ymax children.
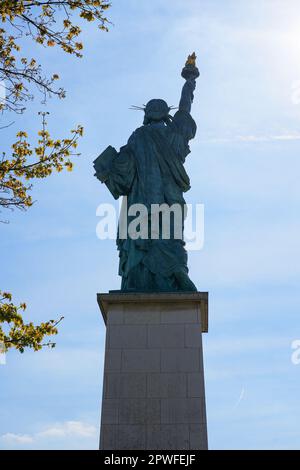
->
<box><xmin>0</xmin><ymin>290</ymin><xmax>63</xmax><ymax>353</ymax></box>
<box><xmin>1</xmin><ymin>113</ymin><xmax>83</xmax><ymax>214</ymax></box>
<box><xmin>0</xmin><ymin>0</ymin><xmax>111</xmax><ymax>353</ymax></box>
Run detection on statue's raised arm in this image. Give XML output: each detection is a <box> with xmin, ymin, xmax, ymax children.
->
<box><xmin>179</xmin><ymin>52</ymin><xmax>200</xmax><ymax>114</ymax></box>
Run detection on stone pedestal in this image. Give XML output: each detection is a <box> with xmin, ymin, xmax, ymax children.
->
<box><xmin>97</xmin><ymin>292</ymin><xmax>208</xmax><ymax>450</ymax></box>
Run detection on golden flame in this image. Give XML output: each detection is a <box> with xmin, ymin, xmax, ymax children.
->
<box><xmin>185</xmin><ymin>52</ymin><xmax>197</xmax><ymax>66</ymax></box>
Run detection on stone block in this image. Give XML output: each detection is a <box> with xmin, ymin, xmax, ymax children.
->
<box><xmin>104</xmin><ymin>349</ymin><xmax>122</xmax><ymax>371</ymax></box>
<box><xmin>101</xmin><ymin>399</ymin><xmax>119</xmax><ymax>424</ymax></box>
<box><xmin>104</xmin><ymin>373</ymin><xmax>147</xmax><ymax>399</ymax></box>
<box><xmin>185</xmin><ymin>324</ymin><xmax>202</xmax><ymax>348</ymax></box>
<box><xmin>161</xmin><ymin>348</ymin><xmax>201</xmax><ymax>372</ymax></box>
<box><xmin>107</xmin><ymin>306</ymin><xmax>124</xmax><ymax>325</ymax></box>
<box><xmin>189</xmin><ymin>423</ymin><xmax>208</xmax><ymax>450</ymax></box>
<box><xmin>123</xmin><ymin>304</ymin><xmax>161</xmax><ymax>324</ymax></box>
<box><xmin>160</xmin><ymin>305</ymin><xmax>198</xmax><ymax>324</ymax></box>
<box><xmin>161</xmin><ymin>397</ymin><xmax>205</xmax><ymax>424</ymax></box>
<box><xmin>122</xmin><ymin>349</ymin><xmax>160</xmax><ymax>372</ymax></box>
<box><xmin>147</xmin><ymin>373</ymin><xmax>187</xmax><ymax>398</ymax></box>
<box><xmin>119</xmin><ymin>398</ymin><xmax>160</xmax><ymax>425</ymax></box>
<box><xmin>120</xmin><ymin>373</ymin><xmax>147</xmax><ymax>398</ymax></box>
<box><xmin>147</xmin><ymin>324</ymin><xmax>185</xmax><ymax>348</ymax></box>
<box><xmin>100</xmin><ymin>424</ymin><xmax>117</xmax><ymax>450</ymax></box>
<box><xmin>187</xmin><ymin>373</ymin><xmax>205</xmax><ymax>397</ymax></box>
<box><xmin>117</xmin><ymin>425</ymin><xmax>146</xmax><ymax>450</ymax></box>
<box><xmin>146</xmin><ymin>424</ymin><xmax>190</xmax><ymax>450</ymax></box>
<box><xmin>108</xmin><ymin>324</ymin><xmax>147</xmax><ymax>349</ymax></box>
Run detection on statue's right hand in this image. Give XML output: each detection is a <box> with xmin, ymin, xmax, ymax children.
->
<box><xmin>186</xmin><ymin>78</ymin><xmax>196</xmax><ymax>90</ymax></box>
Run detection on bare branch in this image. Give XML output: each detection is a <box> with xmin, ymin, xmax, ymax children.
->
<box><xmin>0</xmin><ymin>121</ymin><xmax>15</xmax><ymax>130</ymax></box>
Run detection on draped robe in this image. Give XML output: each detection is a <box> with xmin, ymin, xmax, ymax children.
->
<box><xmin>95</xmin><ymin>109</ymin><xmax>197</xmax><ymax>292</ymax></box>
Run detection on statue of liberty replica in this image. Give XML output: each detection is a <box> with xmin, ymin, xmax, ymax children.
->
<box><xmin>95</xmin><ymin>55</ymin><xmax>209</xmax><ymax>451</ymax></box>
<box><xmin>94</xmin><ymin>53</ymin><xmax>200</xmax><ymax>293</ymax></box>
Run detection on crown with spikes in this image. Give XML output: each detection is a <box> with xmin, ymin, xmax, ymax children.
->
<box><xmin>129</xmin><ymin>104</ymin><xmax>178</xmax><ymax>112</ymax></box>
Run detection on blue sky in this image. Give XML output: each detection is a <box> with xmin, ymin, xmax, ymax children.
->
<box><xmin>1</xmin><ymin>0</ymin><xmax>300</xmax><ymax>449</ymax></box>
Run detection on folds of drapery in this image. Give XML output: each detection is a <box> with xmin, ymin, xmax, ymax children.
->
<box><xmin>94</xmin><ymin>144</ymin><xmax>136</xmax><ymax>199</ymax></box>
<box><xmin>94</xmin><ymin>110</ymin><xmax>197</xmax><ymax>290</ymax></box>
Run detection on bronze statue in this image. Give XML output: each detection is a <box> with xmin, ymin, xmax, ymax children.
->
<box><xmin>94</xmin><ymin>54</ymin><xmax>200</xmax><ymax>292</ymax></box>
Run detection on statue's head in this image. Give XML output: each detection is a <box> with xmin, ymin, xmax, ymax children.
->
<box><xmin>143</xmin><ymin>99</ymin><xmax>171</xmax><ymax>125</ymax></box>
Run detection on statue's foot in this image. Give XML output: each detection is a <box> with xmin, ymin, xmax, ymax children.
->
<box><xmin>174</xmin><ymin>271</ymin><xmax>197</xmax><ymax>292</ymax></box>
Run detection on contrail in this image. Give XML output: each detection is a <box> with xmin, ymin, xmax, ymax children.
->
<box><xmin>233</xmin><ymin>388</ymin><xmax>245</xmax><ymax>409</ymax></box>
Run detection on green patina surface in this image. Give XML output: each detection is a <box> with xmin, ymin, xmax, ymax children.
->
<box><xmin>94</xmin><ymin>60</ymin><xmax>200</xmax><ymax>292</ymax></box>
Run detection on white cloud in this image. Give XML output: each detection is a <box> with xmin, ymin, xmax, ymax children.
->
<box><xmin>1</xmin><ymin>433</ymin><xmax>34</xmax><ymax>445</ymax></box>
<box><xmin>0</xmin><ymin>421</ymin><xmax>97</xmax><ymax>449</ymax></box>
<box><xmin>38</xmin><ymin>421</ymin><xmax>97</xmax><ymax>439</ymax></box>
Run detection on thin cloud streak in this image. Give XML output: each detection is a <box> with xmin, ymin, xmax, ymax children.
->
<box><xmin>199</xmin><ymin>133</ymin><xmax>300</xmax><ymax>144</ymax></box>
